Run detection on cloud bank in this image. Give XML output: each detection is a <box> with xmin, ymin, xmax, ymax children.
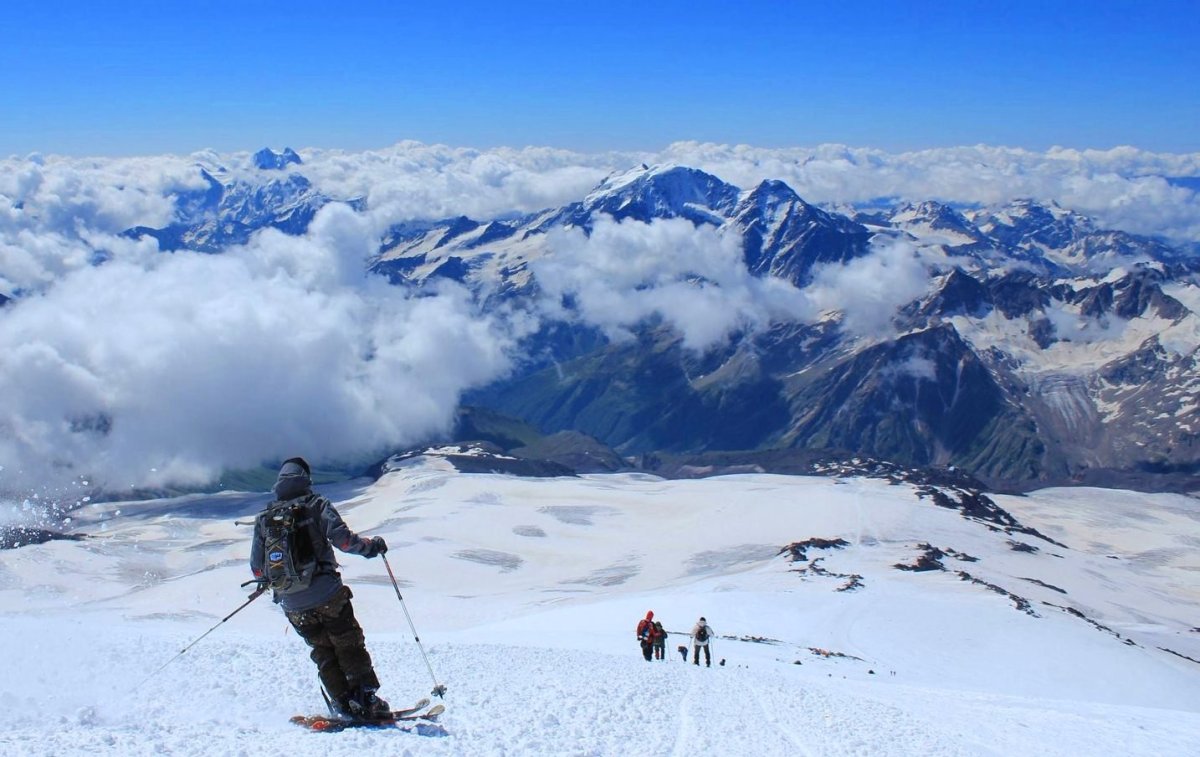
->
<box><xmin>0</xmin><ymin>203</ymin><xmax>516</xmax><ymax>499</ymax></box>
<box><xmin>658</xmin><ymin>142</ymin><xmax>1200</xmax><ymax>241</ymax></box>
<box><xmin>534</xmin><ymin>216</ymin><xmax>929</xmax><ymax>352</ymax></box>
<box><xmin>534</xmin><ymin>216</ymin><xmax>816</xmax><ymax>350</ymax></box>
<box><xmin>1</xmin><ymin>139</ymin><xmax>1198</xmax><ymax>499</ymax></box>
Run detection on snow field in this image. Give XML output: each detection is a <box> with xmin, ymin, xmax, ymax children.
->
<box><xmin>2</xmin><ymin>464</ymin><xmax>1199</xmax><ymax>755</ymax></box>
<box><xmin>3</xmin><ymin>613</ymin><xmax>1197</xmax><ymax>757</ymax></box>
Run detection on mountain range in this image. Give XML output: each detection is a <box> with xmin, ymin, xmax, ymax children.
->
<box><xmin>118</xmin><ymin>151</ymin><xmax>1200</xmax><ymax>490</ymax></box>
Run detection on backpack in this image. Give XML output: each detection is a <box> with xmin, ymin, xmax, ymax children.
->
<box><xmin>696</xmin><ymin>625</ymin><xmax>709</xmax><ymax>643</ymax></box>
<box><xmin>652</xmin><ymin>621</ymin><xmax>665</xmax><ymax>643</ymax></box>
<box><xmin>259</xmin><ymin>497</ymin><xmax>320</xmax><ymax>594</ymax></box>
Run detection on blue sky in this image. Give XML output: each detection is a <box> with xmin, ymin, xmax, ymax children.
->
<box><xmin>2</xmin><ymin>0</ymin><xmax>1197</xmax><ymax>156</ymax></box>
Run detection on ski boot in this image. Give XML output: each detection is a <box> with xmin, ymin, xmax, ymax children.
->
<box><xmin>347</xmin><ymin>686</ymin><xmax>390</xmax><ymax>721</ymax></box>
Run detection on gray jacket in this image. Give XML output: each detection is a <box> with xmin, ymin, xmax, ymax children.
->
<box><xmin>250</xmin><ymin>494</ymin><xmax>375</xmax><ymax>612</ymax></box>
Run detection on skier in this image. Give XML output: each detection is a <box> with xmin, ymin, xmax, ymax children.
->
<box><xmin>250</xmin><ymin>457</ymin><xmax>391</xmax><ymax>719</ymax></box>
<box><xmin>635</xmin><ymin>610</ymin><xmax>656</xmax><ymax>661</ymax></box>
<box><xmin>691</xmin><ymin>616</ymin><xmax>714</xmax><ymax>667</ymax></box>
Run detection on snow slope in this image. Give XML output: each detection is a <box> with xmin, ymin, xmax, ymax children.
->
<box><xmin>2</xmin><ymin>460</ymin><xmax>1199</xmax><ymax>755</ymax></box>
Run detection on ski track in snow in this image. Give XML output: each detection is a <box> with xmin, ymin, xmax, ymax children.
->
<box><xmin>3</xmin><ymin>467</ymin><xmax>1200</xmax><ymax>755</ymax></box>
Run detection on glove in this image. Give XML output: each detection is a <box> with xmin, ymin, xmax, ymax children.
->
<box><xmin>365</xmin><ymin>535</ymin><xmax>387</xmax><ymax>558</ymax></box>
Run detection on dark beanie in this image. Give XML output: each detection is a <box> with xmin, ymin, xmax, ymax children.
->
<box><xmin>282</xmin><ymin>456</ymin><xmax>311</xmax><ymax>475</ymax></box>
<box><xmin>273</xmin><ymin>457</ymin><xmax>312</xmax><ymax>500</ymax></box>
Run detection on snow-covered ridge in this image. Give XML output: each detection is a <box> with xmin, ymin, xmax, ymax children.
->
<box><xmin>1</xmin><ymin>466</ymin><xmax>1198</xmax><ymax>754</ymax></box>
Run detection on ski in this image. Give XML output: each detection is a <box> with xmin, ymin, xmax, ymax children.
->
<box><xmin>397</xmin><ymin>703</ymin><xmax>445</xmax><ymax>721</ymax></box>
<box><xmin>393</xmin><ymin>697</ymin><xmax>432</xmax><ymax>718</ymax></box>
<box><xmin>290</xmin><ymin>703</ymin><xmax>445</xmax><ymax>733</ymax></box>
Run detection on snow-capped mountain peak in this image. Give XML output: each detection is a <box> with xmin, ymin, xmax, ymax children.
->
<box><xmin>890</xmin><ymin>200</ymin><xmax>976</xmax><ymax>233</ymax></box>
<box><xmin>252</xmin><ymin>146</ymin><xmax>303</xmax><ymax>171</ymax></box>
<box><xmin>971</xmin><ymin>198</ymin><xmax>1096</xmax><ymax>250</ymax></box>
<box><xmin>581</xmin><ymin>163</ymin><xmax>741</xmax><ymax>224</ymax></box>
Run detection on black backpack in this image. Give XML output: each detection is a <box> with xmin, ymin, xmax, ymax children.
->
<box><xmin>696</xmin><ymin>625</ymin><xmax>709</xmax><ymax>643</ymax></box>
<box><xmin>258</xmin><ymin>497</ymin><xmax>320</xmax><ymax>594</ymax></box>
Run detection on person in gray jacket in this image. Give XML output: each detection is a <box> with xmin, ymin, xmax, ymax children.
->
<box><xmin>250</xmin><ymin>457</ymin><xmax>389</xmax><ymax>719</ymax></box>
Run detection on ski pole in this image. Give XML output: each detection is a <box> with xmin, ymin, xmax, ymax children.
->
<box><xmin>381</xmin><ymin>553</ymin><xmax>447</xmax><ymax>698</ymax></box>
<box><xmin>132</xmin><ymin>580</ymin><xmax>266</xmax><ymax>692</ymax></box>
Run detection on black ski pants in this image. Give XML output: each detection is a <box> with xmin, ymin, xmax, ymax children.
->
<box><xmin>693</xmin><ymin>642</ymin><xmax>711</xmax><ymax>666</ymax></box>
<box><xmin>286</xmin><ymin>586</ymin><xmax>381</xmax><ymax>701</ymax></box>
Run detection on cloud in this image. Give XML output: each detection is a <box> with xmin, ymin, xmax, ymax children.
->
<box><xmin>533</xmin><ymin>217</ymin><xmax>932</xmax><ymax>354</ymax></box>
<box><xmin>660</xmin><ymin>142</ymin><xmax>1200</xmax><ymax>240</ymax></box>
<box><xmin>283</xmin><ymin>142</ymin><xmax>645</xmax><ymax>224</ymax></box>
<box><xmin>0</xmin><ymin>143</ymin><xmax>636</xmax><ymax>296</ymax></box>
<box><xmin>4</xmin><ymin>141</ymin><xmax>1197</xmax><ymax>296</ymax></box>
<box><xmin>534</xmin><ymin>215</ymin><xmax>815</xmax><ymax>350</ymax></box>
<box><xmin>805</xmin><ymin>239</ymin><xmax>932</xmax><ymax>336</ymax></box>
<box><xmin>3</xmin><ymin>138</ymin><xmax>1199</xmax><ymax>499</ymax></box>
<box><xmin>0</xmin><ymin>153</ymin><xmax>204</xmax><ymax>295</ymax></box>
<box><xmin>0</xmin><ymin>203</ymin><xmax>516</xmax><ymax>499</ymax></box>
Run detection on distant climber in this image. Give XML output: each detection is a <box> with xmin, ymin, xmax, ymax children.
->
<box><xmin>691</xmin><ymin>616</ymin><xmax>714</xmax><ymax>667</ymax></box>
<box><xmin>652</xmin><ymin>620</ymin><xmax>667</xmax><ymax>660</ymax></box>
<box><xmin>636</xmin><ymin>610</ymin><xmax>658</xmax><ymax>661</ymax></box>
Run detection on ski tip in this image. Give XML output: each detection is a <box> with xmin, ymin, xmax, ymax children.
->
<box><xmin>389</xmin><ymin>697</ymin><xmax>432</xmax><ymax>719</ymax></box>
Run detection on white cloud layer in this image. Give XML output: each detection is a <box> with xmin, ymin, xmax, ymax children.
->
<box><xmin>0</xmin><ymin>203</ymin><xmax>516</xmax><ymax>498</ymax></box>
<box><xmin>3</xmin><ymin>141</ymin><xmax>1197</xmax><ymax>301</ymax></box>
<box><xmin>534</xmin><ymin>217</ymin><xmax>931</xmax><ymax>350</ymax></box>
<box><xmin>659</xmin><ymin>142</ymin><xmax>1200</xmax><ymax>240</ymax></box>
<box><xmin>278</xmin><ymin>142</ymin><xmax>643</xmax><ymax>226</ymax></box>
<box><xmin>534</xmin><ymin>216</ymin><xmax>816</xmax><ymax>350</ymax></box>
<box><xmin>805</xmin><ymin>239</ymin><xmax>933</xmax><ymax>336</ymax></box>
<box><xmin>1</xmin><ymin>140</ymin><xmax>1198</xmax><ymax>497</ymax></box>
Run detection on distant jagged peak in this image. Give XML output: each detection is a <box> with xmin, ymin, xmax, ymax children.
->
<box><xmin>974</xmin><ymin>198</ymin><xmax>1094</xmax><ymax>235</ymax></box>
<box><xmin>734</xmin><ymin>179</ymin><xmax>861</xmax><ymax>231</ymax></box>
<box><xmin>582</xmin><ymin>163</ymin><xmax>742</xmax><ymax>219</ymax></box>
<box><xmin>252</xmin><ymin>146</ymin><xmax>303</xmax><ymax>170</ymax></box>
<box><xmin>738</xmin><ymin>178</ymin><xmax>807</xmax><ymax>212</ymax></box>
<box><xmin>998</xmin><ymin>197</ymin><xmax>1074</xmax><ymax>218</ymax></box>
<box><xmin>890</xmin><ymin>200</ymin><xmax>977</xmax><ymax>231</ymax></box>
<box><xmin>929</xmin><ymin>267</ymin><xmax>989</xmax><ymax>312</ymax></box>
<box><xmin>962</xmin><ymin>199</ymin><xmax>1100</xmax><ymax>262</ymax></box>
